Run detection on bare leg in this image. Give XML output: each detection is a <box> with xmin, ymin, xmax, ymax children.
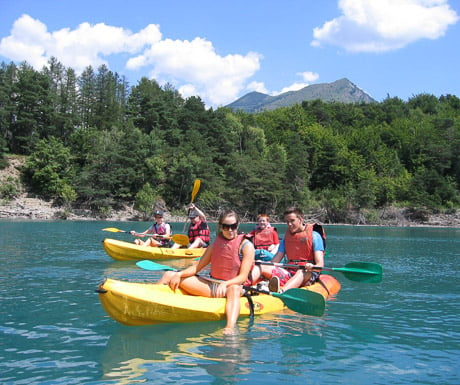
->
<box><xmin>224</xmin><ymin>285</ymin><xmax>242</xmax><ymax>334</ymax></box>
<box><xmin>282</xmin><ymin>270</ymin><xmax>311</xmax><ymax>291</ymax></box>
<box><xmin>188</xmin><ymin>238</ymin><xmax>203</xmax><ymax>249</ymax></box>
<box><xmin>251</xmin><ymin>264</ymin><xmax>276</xmax><ymax>283</ymax></box>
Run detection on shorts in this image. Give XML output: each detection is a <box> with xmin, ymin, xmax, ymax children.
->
<box><xmin>206</xmin><ymin>276</ymin><xmax>249</xmax><ymax>298</ymax></box>
<box><xmin>270</xmin><ymin>268</ymin><xmax>321</xmax><ymax>286</ymax></box>
<box><xmin>270</xmin><ymin>267</ymin><xmax>293</xmax><ymax>285</ymax></box>
<box><xmin>305</xmin><ymin>271</ymin><xmax>321</xmax><ymax>285</ymax></box>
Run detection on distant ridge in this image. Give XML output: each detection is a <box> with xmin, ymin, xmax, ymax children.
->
<box><xmin>226</xmin><ymin>78</ymin><xmax>375</xmax><ymax>113</ymax></box>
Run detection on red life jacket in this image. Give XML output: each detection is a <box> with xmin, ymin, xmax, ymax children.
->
<box><xmin>284</xmin><ymin>223</ymin><xmax>325</xmax><ymax>263</ymax></box>
<box><xmin>188</xmin><ymin>220</ymin><xmax>211</xmax><ymax>243</ymax></box>
<box><xmin>210</xmin><ymin>234</ymin><xmax>247</xmax><ymax>281</ymax></box>
<box><xmin>251</xmin><ymin>226</ymin><xmax>279</xmax><ymax>250</ymax></box>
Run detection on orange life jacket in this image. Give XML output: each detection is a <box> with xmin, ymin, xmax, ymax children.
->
<box><xmin>251</xmin><ymin>226</ymin><xmax>279</xmax><ymax>250</ymax></box>
<box><xmin>284</xmin><ymin>223</ymin><xmax>319</xmax><ymax>263</ymax></box>
<box><xmin>210</xmin><ymin>234</ymin><xmax>247</xmax><ymax>281</ymax></box>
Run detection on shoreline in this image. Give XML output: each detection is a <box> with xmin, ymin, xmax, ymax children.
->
<box><xmin>2</xmin><ymin>155</ymin><xmax>459</xmax><ymax>228</ymax></box>
<box><xmin>1</xmin><ymin>196</ymin><xmax>459</xmax><ymax>228</ymax></box>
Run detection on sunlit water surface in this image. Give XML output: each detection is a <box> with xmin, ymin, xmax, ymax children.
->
<box><xmin>1</xmin><ymin>221</ymin><xmax>458</xmax><ymax>384</ymax></box>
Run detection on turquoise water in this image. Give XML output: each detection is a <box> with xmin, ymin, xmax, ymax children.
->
<box><xmin>0</xmin><ymin>221</ymin><xmax>459</xmax><ymax>384</ymax></box>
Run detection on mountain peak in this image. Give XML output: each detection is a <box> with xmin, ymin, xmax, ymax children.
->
<box><xmin>226</xmin><ymin>78</ymin><xmax>375</xmax><ymax>113</ymax></box>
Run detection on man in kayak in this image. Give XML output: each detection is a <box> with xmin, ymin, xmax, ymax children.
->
<box><xmin>246</xmin><ymin>214</ymin><xmax>280</xmax><ymax>261</ymax></box>
<box><xmin>158</xmin><ymin>210</ymin><xmax>255</xmax><ymax>334</ymax></box>
<box><xmin>251</xmin><ymin>207</ymin><xmax>325</xmax><ymax>293</ymax></box>
<box><xmin>130</xmin><ymin>210</ymin><xmax>172</xmax><ymax>247</ymax></box>
<box><xmin>172</xmin><ymin>203</ymin><xmax>211</xmax><ymax>249</ymax></box>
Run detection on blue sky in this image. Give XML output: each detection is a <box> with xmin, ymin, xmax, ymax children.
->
<box><xmin>1</xmin><ymin>0</ymin><xmax>459</xmax><ymax>108</ymax></box>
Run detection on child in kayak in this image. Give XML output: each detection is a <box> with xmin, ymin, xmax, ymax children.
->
<box><xmin>246</xmin><ymin>214</ymin><xmax>279</xmax><ymax>261</ymax></box>
<box><xmin>130</xmin><ymin>210</ymin><xmax>172</xmax><ymax>247</ymax></box>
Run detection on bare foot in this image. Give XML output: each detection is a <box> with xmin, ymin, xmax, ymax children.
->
<box><xmin>223</xmin><ymin>327</ymin><xmax>238</xmax><ymax>336</ymax></box>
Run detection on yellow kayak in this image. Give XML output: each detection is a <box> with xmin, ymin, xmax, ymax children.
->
<box><xmin>97</xmin><ymin>275</ymin><xmax>341</xmax><ymax>326</ymax></box>
<box><xmin>102</xmin><ymin>238</ymin><xmax>206</xmax><ymax>261</ymax></box>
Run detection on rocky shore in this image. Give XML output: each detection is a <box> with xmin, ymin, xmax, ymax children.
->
<box><xmin>1</xmin><ymin>194</ymin><xmax>459</xmax><ymax>227</ymax></box>
<box><xmin>1</xmin><ymin>156</ymin><xmax>459</xmax><ymax>227</ymax></box>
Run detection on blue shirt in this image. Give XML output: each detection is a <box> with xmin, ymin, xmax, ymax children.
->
<box><xmin>278</xmin><ymin>231</ymin><xmax>324</xmax><ymax>255</ymax></box>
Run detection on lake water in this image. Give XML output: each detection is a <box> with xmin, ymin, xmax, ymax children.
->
<box><xmin>1</xmin><ymin>220</ymin><xmax>459</xmax><ymax>384</ymax></box>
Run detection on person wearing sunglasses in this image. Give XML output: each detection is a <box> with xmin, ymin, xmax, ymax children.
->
<box><xmin>159</xmin><ymin>210</ymin><xmax>255</xmax><ymax>334</ymax></box>
<box><xmin>130</xmin><ymin>210</ymin><xmax>172</xmax><ymax>247</ymax></box>
<box><xmin>251</xmin><ymin>207</ymin><xmax>326</xmax><ymax>293</ymax></box>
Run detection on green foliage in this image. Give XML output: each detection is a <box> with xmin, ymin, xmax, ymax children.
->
<box><xmin>134</xmin><ymin>182</ymin><xmax>160</xmax><ymax>218</ymax></box>
<box><xmin>1</xmin><ymin>59</ymin><xmax>459</xmax><ymax>219</ymax></box>
<box><xmin>0</xmin><ymin>177</ymin><xmax>19</xmax><ymax>200</ymax></box>
<box><xmin>59</xmin><ymin>183</ymin><xmax>77</xmax><ymax>208</ymax></box>
<box><xmin>23</xmin><ymin>137</ymin><xmax>74</xmax><ymax>199</ymax></box>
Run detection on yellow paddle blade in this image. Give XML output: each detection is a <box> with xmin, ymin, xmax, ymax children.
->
<box><xmin>102</xmin><ymin>227</ymin><xmax>124</xmax><ymax>233</ymax></box>
<box><xmin>171</xmin><ymin>234</ymin><xmax>190</xmax><ymax>246</ymax></box>
<box><xmin>191</xmin><ymin>179</ymin><xmax>201</xmax><ymax>202</ymax></box>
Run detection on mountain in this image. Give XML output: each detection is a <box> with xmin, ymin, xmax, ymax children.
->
<box><xmin>226</xmin><ymin>78</ymin><xmax>375</xmax><ymax>113</ymax></box>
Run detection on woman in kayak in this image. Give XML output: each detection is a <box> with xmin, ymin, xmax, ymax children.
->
<box><xmin>130</xmin><ymin>210</ymin><xmax>172</xmax><ymax>247</ymax></box>
<box><xmin>158</xmin><ymin>210</ymin><xmax>255</xmax><ymax>334</ymax></box>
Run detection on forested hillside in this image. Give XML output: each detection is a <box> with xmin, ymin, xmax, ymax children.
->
<box><xmin>0</xmin><ymin>59</ymin><xmax>459</xmax><ymax>223</ymax></box>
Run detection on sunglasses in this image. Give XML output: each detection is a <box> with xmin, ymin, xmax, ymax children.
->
<box><xmin>221</xmin><ymin>222</ymin><xmax>238</xmax><ymax>230</ymax></box>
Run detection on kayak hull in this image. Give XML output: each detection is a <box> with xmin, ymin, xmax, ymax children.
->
<box><xmin>97</xmin><ymin>275</ymin><xmax>341</xmax><ymax>326</ymax></box>
<box><xmin>102</xmin><ymin>238</ymin><xmax>205</xmax><ymax>261</ymax></box>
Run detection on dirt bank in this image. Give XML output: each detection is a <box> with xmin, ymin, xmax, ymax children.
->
<box><xmin>1</xmin><ymin>155</ymin><xmax>459</xmax><ymax>226</ymax></box>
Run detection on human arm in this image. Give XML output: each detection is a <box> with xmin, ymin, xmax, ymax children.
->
<box><xmin>168</xmin><ymin>244</ymin><xmax>213</xmax><ymax>290</ymax></box>
<box><xmin>270</xmin><ymin>239</ymin><xmax>285</xmax><ymax>263</ymax></box>
<box><xmin>130</xmin><ymin>225</ymin><xmax>155</xmax><ymax>237</ymax></box>
<box><xmin>189</xmin><ymin>203</ymin><xmax>206</xmax><ymax>222</ymax></box>
<box><xmin>304</xmin><ymin>232</ymin><xmax>325</xmax><ymax>270</ymax></box>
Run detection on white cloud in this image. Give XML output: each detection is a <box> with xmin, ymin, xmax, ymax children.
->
<box><xmin>131</xmin><ymin>37</ymin><xmax>261</xmax><ymax>107</ymax></box>
<box><xmin>246</xmin><ymin>81</ymin><xmax>269</xmax><ymax>94</ymax></box>
<box><xmin>0</xmin><ymin>14</ymin><xmax>161</xmax><ymax>72</ymax></box>
<box><xmin>0</xmin><ymin>14</ymin><xmax>261</xmax><ymax>108</ymax></box>
<box><xmin>271</xmin><ymin>71</ymin><xmax>320</xmax><ymax>95</ymax></box>
<box><xmin>274</xmin><ymin>82</ymin><xmax>309</xmax><ymax>95</ymax></box>
<box><xmin>312</xmin><ymin>0</ymin><xmax>459</xmax><ymax>52</ymax></box>
<box><xmin>298</xmin><ymin>71</ymin><xmax>319</xmax><ymax>82</ymax></box>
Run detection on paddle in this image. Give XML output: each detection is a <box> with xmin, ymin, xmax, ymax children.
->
<box><xmin>245</xmin><ymin>286</ymin><xmax>325</xmax><ymax>316</ymax></box>
<box><xmin>182</xmin><ymin>179</ymin><xmax>201</xmax><ymax>232</ymax></box>
<box><xmin>257</xmin><ymin>261</ymin><xmax>383</xmax><ymax>283</ymax></box>
<box><xmin>136</xmin><ymin>260</ymin><xmax>325</xmax><ymax>317</ymax></box>
<box><xmin>136</xmin><ymin>260</ymin><xmax>176</xmax><ymax>271</ymax></box>
<box><xmin>102</xmin><ymin>228</ymin><xmax>190</xmax><ymax>246</ymax></box>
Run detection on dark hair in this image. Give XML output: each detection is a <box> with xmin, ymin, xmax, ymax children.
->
<box><xmin>283</xmin><ymin>207</ymin><xmax>303</xmax><ymax>218</ymax></box>
<box><xmin>218</xmin><ymin>210</ymin><xmax>240</xmax><ymax>225</ymax></box>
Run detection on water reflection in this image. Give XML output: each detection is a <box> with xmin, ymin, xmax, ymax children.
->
<box><xmin>100</xmin><ymin>312</ymin><xmax>328</xmax><ymax>384</ymax></box>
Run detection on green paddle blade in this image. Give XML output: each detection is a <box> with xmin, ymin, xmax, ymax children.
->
<box><xmin>136</xmin><ymin>260</ymin><xmax>176</xmax><ymax>271</ymax></box>
<box><xmin>333</xmin><ymin>262</ymin><xmax>383</xmax><ymax>283</ymax></box>
<box><xmin>273</xmin><ymin>288</ymin><xmax>325</xmax><ymax>317</ymax></box>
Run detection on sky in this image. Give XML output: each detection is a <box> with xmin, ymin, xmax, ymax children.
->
<box><xmin>0</xmin><ymin>0</ymin><xmax>459</xmax><ymax>108</ymax></box>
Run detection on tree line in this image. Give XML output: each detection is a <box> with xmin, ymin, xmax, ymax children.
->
<box><xmin>0</xmin><ymin>58</ymin><xmax>459</xmax><ymax>222</ymax></box>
